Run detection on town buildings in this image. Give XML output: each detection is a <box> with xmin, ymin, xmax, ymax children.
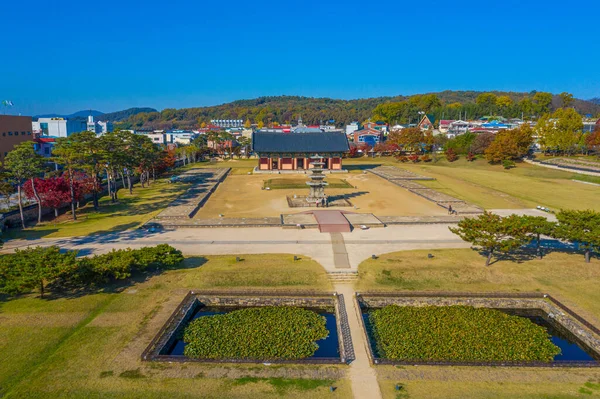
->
<box><xmin>33</xmin><ymin>117</ymin><xmax>86</xmax><ymax>138</ymax></box>
<box><xmin>86</xmin><ymin>115</ymin><xmax>113</xmax><ymax>135</ymax></box>
<box><xmin>210</xmin><ymin>119</ymin><xmax>244</xmax><ymax>128</ymax></box>
<box><xmin>0</xmin><ymin>115</ymin><xmax>34</xmax><ymax>160</ymax></box>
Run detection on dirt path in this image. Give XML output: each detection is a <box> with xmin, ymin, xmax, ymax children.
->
<box><xmin>335</xmin><ymin>282</ymin><xmax>382</xmax><ymax>399</ymax></box>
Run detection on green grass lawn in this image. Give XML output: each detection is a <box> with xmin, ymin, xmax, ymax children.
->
<box><xmin>263</xmin><ymin>178</ymin><xmax>353</xmax><ymax>189</ymax></box>
<box><xmin>0</xmin><ymin>254</ymin><xmax>347</xmax><ymax>399</ymax></box>
<box><xmin>357</xmin><ymin>248</ymin><xmax>600</xmax><ymax>330</ymax></box>
<box><xmin>345</xmin><ymin>157</ymin><xmax>600</xmax><ymax>210</ymax></box>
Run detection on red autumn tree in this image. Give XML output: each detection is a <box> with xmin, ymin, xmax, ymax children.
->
<box><xmin>586</xmin><ymin>129</ymin><xmax>600</xmax><ymax>152</ymax></box>
<box><xmin>24</xmin><ymin>177</ymin><xmax>71</xmax><ymax>217</ymax></box>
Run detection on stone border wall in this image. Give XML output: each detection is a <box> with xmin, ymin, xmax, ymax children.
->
<box><xmin>367</xmin><ymin>166</ymin><xmax>484</xmax><ymax>215</ymax></box>
<box><xmin>153</xmin><ymin>168</ymin><xmax>230</xmax><ymax>220</ymax></box>
<box><xmin>355</xmin><ymin>291</ymin><xmax>600</xmax><ymax>367</ymax></box>
<box><xmin>142</xmin><ymin>290</ymin><xmax>352</xmax><ymax>365</ymax></box>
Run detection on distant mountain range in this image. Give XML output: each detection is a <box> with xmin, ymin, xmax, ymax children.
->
<box><xmin>34</xmin><ymin>107</ymin><xmax>157</xmax><ymax>122</ymax></box>
<box><xmin>589</xmin><ymin>98</ymin><xmax>600</xmax><ymax>105</ymax></box>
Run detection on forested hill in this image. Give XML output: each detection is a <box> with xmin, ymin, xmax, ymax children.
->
<box><xmin>100</xmin><ymin>107</ymin><xmax>158</xmax><ymax>122</ymax></box>
<box><xmin>117</xmin><ymin>92</ymin><xmax>600</xmax><ymax>130</ymax></box>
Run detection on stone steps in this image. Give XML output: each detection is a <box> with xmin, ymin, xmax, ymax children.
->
<box><xmin>327</xmin><ymin>272</ymin><xmax>359</xmax><ymax>281</ymax></box>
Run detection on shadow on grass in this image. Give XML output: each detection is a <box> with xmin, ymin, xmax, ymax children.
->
<box><xmin>328</xmin><ymin>191</ymin><xmax>369</xmax><ymax>202</ymax></box>
<box><xmin>474</xmin><ymin>241</ymin><xmax>597</xmax><ymax>266</ymax></box>
<box><xmin>344</xmin><ymin>164</ymin><xmax>382</xmax><ymax>171</ymax></box>
<box><xmin>3</xmin><ymin>228</ymin><xmax>60</xmax><ymax>242</ymax></box>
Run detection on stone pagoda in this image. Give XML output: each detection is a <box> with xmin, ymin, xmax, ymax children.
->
<box><xmin>306</xmin><ymin>154</ymin><xmax>328</xmax><ymax>204</ymax></box>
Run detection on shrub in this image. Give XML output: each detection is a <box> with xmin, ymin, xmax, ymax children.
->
<box><xmin>395</xmin><ymin>155</ymin><xmax>408</xmax><ymax>163</ymax></box>
<box><xmin>369</xmin><ymin>305</ymin><xmax>560</xmax><ymax>362</ymax></box>
<box><xmin>445</xmin><ymin>148</ymin><xmax>458</xmax><ymax>162</ymax></box>
<box><xmin>80</xmin><ymin>244</ymin><xmax>184</xmax><ymax>283</ymax></box>
<box><xmin>408</xmin><ymin>154</ymin><xmax>420</xmax><ymax>163</ymax></box>
<box><xmin>466</xmin><ymin>152</ymin><xmax>476</xmax><ymax>162</ymax></box>
<box><xmin>183</xmin><ymin>307</ymin><xmax>328</xmax><ymax>360</ymax></box>
<box><xmin>420</xmin><ymin>154</ymin><xmax>431</xmax><ymax>162</ymax></box>
<box><xmin>502</xmin><ymin>159</ymin><xmax>516</xmax><ymax>169</ymax></box>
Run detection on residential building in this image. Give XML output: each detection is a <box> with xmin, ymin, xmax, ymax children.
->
<box><xmin>85</xmin><ymin>114</ymin><xmax>114</xmax><ymax>135</ymax></box>
<box><xmin>259</xmin><ymin>126</ymin><xmax>292</xmax><ymax>133</ymax></box>
<box><xmin>166</xmin><ymin>130</ymin><xmax>198</xmax><ymax>145</ymax></box>
<box><xmin>353</xmin><ymin>128</ymin><xmax>384</xmax><ymax>145</ymax></box>
<box><xmin>0</xmin><ymin>115</ymin><xmax>34</xmax><ymax>160</ymax></box>
<box><xmin>211</xmin><ymin>119</ymin><xmax>244</xmax><ymax>128</ymax></box>
<box><xmin>346</xmin><ymin>121</ymin><xmax>360</xmax><ymax>136</ymax></box>
<box><xmin>583</xmin><ymin>119</ymin><xmax>600</xmax><ymax>133</ymax></box>
<box><xmin>363</xmin><ymin>121</ymin><xmax>388</xmax><ymax>133</ymax></box>
<box><xmin>252</xmin><ymin>131</ymin><xmax>349</xmax><ymax>171</ymax></box>
<box><xmin>439</xmin><ymin>120</ymin><xmax>455</xmax><ymax>134</ymax></box>
<box><xmin>34</xmin><ymin>117</ymin><xmax>86</xmax><ymax>137</ymax></box>
<box><xmin>418</xmin><ymin>114</ymin><xmax>436</xmax><ymax>130</ymax></box>
<box><xmin>447</xmin><ymin>120</ymin><xmax>475</xmax><ymax>136</ymax></box>
<box><xmin>34</xmin><ymin>136</ymin><xmax>56</xmax><ymax>157</ymax></box>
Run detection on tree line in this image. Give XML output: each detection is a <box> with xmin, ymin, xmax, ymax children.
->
<box><xmin>0</xmin><ymin>244</ymin><xmax>184</xmax><ymax>298</ymax></box>
<box><xmin>450</xmin><ymin>210</ymin><xmax>600</xmax><ymax>266</ymax></box>
<box><xmin>115</xmin><ymin>92</ymin><xmax>600</xmax><ymax>131</ymax></box>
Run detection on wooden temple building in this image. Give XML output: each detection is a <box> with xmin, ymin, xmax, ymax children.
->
<box><xmin>252</xmin><ymin>131</ymin><xmax>350</xmax><ymax>171</ymax></box>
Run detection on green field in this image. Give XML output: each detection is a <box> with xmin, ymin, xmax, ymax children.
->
<box><xmin>345</xmin><ymin>157</ymin><xmax>600</xmax><ymax>211</ymax></box>
<box><xmin>0</xmin><ymin>254</ymin><xmax>348</xmax><ymax>399</ymax></box>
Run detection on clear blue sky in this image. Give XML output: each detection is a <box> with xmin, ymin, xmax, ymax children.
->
<box><xmin>2</xmin><ymin>0</ymin><xmax>599</xmax><ymax>115</ymax></box>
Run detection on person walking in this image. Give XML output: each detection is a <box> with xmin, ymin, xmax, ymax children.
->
<box><xmin>448</xmin><ymin>204</ymin><xmax>453</xmax><ymax>215</ymax></box>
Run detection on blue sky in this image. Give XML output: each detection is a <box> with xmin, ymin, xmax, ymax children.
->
<box><xmin>2</xmin><ymin>0</ymin><xmax>599</xmax><ymax>115</ymax></box>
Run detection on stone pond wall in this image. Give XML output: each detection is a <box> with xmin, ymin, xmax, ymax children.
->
<box><xmin>142</xmin><ymin>291</ymin><xmax>354</xmax><ymax>364</ymax></box>
<box><xmin>357</xmin><ymin>292</ymin><xmax>600</xmax><ymax>366</ymax></box>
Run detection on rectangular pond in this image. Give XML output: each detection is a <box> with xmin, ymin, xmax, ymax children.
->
<box><xmin>142</xmin><ymin>292</ymin><xmax>352</xmax><ymax>364</ymax></box>
<box><xmin>164</xmin><ymin>305</ymin><xmax>340</xmax><ymax>359</ymax></box>
<box><xmin>361</xmin><ymin>306</ymin><xmax>600</xmax><ymax>365</ymax></box>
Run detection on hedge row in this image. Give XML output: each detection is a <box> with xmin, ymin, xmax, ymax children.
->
<box><xmin>183</xmin><ymin>307</ymin><xmax>329</xmax><ymax>360</ymax></box>
<box><xmin>369</xmin><ymin>305</ymin><xmax>560</xmax><ymax>362</ymax></box>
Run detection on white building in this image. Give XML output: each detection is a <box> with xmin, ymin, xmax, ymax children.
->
<box><xmin>86</xmin><ymin>115</ymin><xmax>113</xmax><ymax>135</ymax></box>
<box><xmin>33</xmin><ymin>118</ymin><xmax>87</xmax><ymax>138</ymax></box>
<box><xmin>345</xmin><ymin>121</ymin><xmax>360</xmax><ymax>135</ymax></box>
<box><xmin>211</xmin><ymin>119</ymin><xmax>244</xmax><ymax>128</ymax></box>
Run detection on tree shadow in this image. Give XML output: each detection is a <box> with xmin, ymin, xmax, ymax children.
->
<box><xmin>473</xmin><ymin>247</ymin><xmax>537</xmax><ymax>265</ymax></box>
<box><xmin>328</xmin><ymin>191</ymin><xmax>370</xmax><ymax>203</ymax></box>
<box><xmin>345</xmin><ymin>164</ymin><xmax>381</xmax><ymax>171</ymax></box>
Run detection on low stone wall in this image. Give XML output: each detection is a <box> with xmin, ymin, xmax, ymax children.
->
<box><xmin>368</xmin><ymin>166</ymin><xmax>483</xmax><ymax>215</ymax></box>
<box><xmin>143</xmin><ymin>291</ymin><xmax>353</xmax><ymax>364</ymax></box>
<box><xmin>368</xmin><ymin>166</ymin><xmax>434</xmax><ymax>181</ymax></box>
<box><xmin>154</xmin><ymin>168</ymin><xmax>230</xmax><ymax>219</ymax></box>
<box><xmin>356</xmin><ymin>292</ymin><xmax>600</xmax><ymax>367</ymax></box>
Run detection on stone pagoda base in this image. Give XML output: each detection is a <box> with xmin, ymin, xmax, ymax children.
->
<box><xmin>286</xmin><ymin>195</ymin><xmax>353</xmax><ymax>208</ymax></box>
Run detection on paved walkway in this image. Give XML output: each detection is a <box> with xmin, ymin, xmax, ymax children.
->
<box><xmin>2</xmin><ymin>224</ymin><xmax>469</xmax><ymax>271</ymax></box>
<box><xmin>335</xmin><ymin>283</ymin><xmax>382</xmax><ymax>399</ymax></box>
<box><xmin>525</xmin><ymin>158</ymin><xmax>600</xmax><ymax>177</ymax></box>
<box><xmin>330</xmin><ymin>233</ymin><xmax>350</xmax><ymax>268</ymax></box>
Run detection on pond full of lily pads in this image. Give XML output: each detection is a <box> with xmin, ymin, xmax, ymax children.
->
<box><xmin>165</xmin><ymin>306</ymin><xmax>340</xmax><ymax>360</ymax></box>
<box><xmin>362</xmin><ymin>306</ymin><xmax>598</xmax><ymax>363</ymax></box>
